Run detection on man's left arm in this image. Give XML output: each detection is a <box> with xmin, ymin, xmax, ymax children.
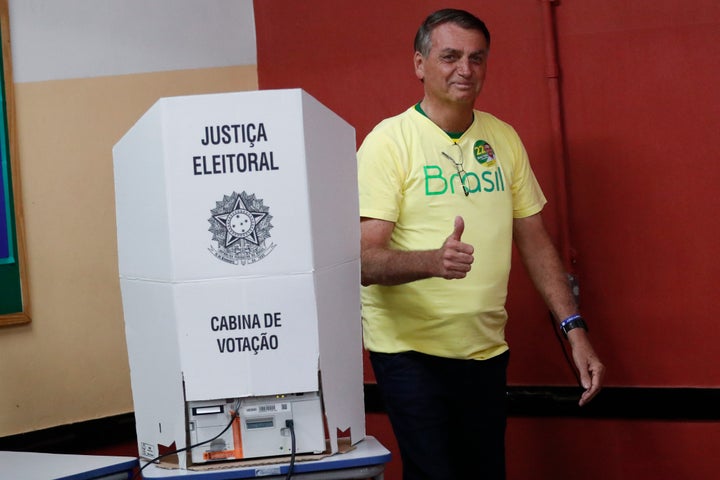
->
<box><xmin>513</xmin><ymin>212</ymin><xmax>605</xmax><ymax>406</ymax></box>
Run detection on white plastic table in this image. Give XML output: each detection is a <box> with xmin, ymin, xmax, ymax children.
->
<box><xmin>0</xmin><ymin>450</ymin><xmax>138</xmax><ymax>480</ymax></box>
<box><xmin>139</xmin><ymin>436</ymin><xmax>391</xmax><ymax>480</ymax></box>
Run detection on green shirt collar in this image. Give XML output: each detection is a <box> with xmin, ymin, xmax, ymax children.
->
<box><xmin>414</xmin><ymin>102</ymin><xmax>465</xmax><ymax>140</ymax></box>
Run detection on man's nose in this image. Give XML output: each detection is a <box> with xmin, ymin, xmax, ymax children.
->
<box><xmin>456</xmin><ymin>58</ymin><xmax>472</xmax><ymax>76</ymax></box>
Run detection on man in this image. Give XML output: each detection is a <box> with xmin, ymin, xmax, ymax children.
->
<box><xmin>357</xmin><ymin>8</ymin><xmax>604</xmax><ymax>480</ymax></box>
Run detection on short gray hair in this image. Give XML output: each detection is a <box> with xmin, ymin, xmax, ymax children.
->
<box><xmin>414</xmin><ymin>9</ymin><xmax>491</xmax><ymax>57</ymax></box>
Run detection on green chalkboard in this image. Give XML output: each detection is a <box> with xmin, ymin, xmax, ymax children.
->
<box><xmin>0</xmin><ymin>0</ymin><xmax>29</xmax><ymax>325</ymax></box>
<box><xmin>0</xmin><ymin>148</ymin><xmax>22</xmax><ymax>315</ymax></box>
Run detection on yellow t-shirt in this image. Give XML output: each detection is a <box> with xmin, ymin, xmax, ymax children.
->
<box><xmin>357</xmin><ymin>106</ymin><xmax>546</xmax><ymax>360</ymax></box>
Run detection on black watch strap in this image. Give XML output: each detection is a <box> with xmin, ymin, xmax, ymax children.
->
<box><xmin>560</xmin><ymin>316</ymin><xmax>588</xmax><ymax>338</ymax></box>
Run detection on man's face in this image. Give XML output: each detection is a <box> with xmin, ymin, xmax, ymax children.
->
<box><xmin>415</xmin><ymin>22</ymin><xmax>489</xmax><ymax>107</ymax></box>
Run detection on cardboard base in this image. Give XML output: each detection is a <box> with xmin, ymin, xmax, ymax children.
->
<box><xmin>153</xmin><ymin>438</ymin><xmax>356</xmax><ymax>472</ymax></box>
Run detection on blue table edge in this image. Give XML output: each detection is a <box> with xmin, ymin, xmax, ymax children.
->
<box><xmin>56</xmin><ymin>456</ymin><xmax>139</xmax><ymax>480</ymax></box>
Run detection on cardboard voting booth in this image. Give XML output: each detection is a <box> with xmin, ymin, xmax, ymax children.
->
<box><xmin>113</xmin><ymin>89</ymin><xmax>365</xmax><ymax>468</ymax></box>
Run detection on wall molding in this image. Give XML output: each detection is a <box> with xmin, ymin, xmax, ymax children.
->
<box><xmin>366</xmin><ymin>385</ymin><xmax>720</xmax><ymax>420</ymax></box>
<box><xmin>0</xmin><ymin>413</ymin><xmax>136</xmax><ymax>453</ymax></box>
<box><xmin>2</xmin><ymin>386</ymin><xmax>718</xmax><ymax>453</ymax></box>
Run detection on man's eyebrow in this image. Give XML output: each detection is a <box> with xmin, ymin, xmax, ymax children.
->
<box><xmin>437</xmin><ymin>47</ymin><xmax>488</xmax><ymax>56</ymax></box>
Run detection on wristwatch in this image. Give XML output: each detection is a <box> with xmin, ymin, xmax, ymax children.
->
<box><xmin>560</xmin><ymin>315</ymin><xmax>588</xmax><ymax>338</ymax></box>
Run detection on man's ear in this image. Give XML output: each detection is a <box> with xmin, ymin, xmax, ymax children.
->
<box><xmin>414</xmin><ymin>51</ymin><xmax>425</xmax><ymax>82</ymax></box>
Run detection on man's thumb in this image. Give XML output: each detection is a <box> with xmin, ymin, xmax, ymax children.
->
<box><xmin>451</xmin><ymin>216</ymin><xmax>465</xmax><ymax>241</ymax></box>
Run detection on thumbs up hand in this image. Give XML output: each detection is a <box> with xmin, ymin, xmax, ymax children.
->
<box><xmin>438</xmin><ymin>216</ymin><xmax>474</xmax><ymax>279</ymax></box>
<box><xmin>449</xmin><ymin>215</ymin><xmax>465</xmax><ymax>241</ymax></box>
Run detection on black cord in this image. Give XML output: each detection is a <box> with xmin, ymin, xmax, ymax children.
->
<box><xmin>132</xmin><ymin>410</ymin><xmax>238</xmax><ymax>480</ymax></box>
<box><xmin>284</xmin><ymin>419</ymin><xmax>296</xmax><ymax>480</ymax></box>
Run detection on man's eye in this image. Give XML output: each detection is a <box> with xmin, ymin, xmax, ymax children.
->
<box><xmin>441</xmin><ymin>55</ymin><xmax>457</xmax><ymax>62</ymax></box>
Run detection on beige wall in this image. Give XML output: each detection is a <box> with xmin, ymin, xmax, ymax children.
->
<box><xmin>0</xmin><ymin>65</ymin><xmax>258</xmax><ymax>436</ymax></box>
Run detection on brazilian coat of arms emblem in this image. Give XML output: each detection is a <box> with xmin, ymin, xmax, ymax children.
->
<box><xmin>208</xmin><ymin>191</ymin><xmax>275</xmax><ymax>265</ymax></box>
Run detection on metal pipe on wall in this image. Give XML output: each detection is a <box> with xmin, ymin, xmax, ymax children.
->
<box><xmin>540</xmin><ymin>0</ymin><xmax>574</xmax><ymax>273</ymax></box>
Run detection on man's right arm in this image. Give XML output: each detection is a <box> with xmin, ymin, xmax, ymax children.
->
<box><xmin>360</xmin><ymin>216</ymin><xmax>475</xmax><ymax>286</ymax></box>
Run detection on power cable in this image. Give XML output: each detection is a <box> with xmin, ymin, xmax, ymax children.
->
<box><xmin>284</xmin><ymin>419</ymin><xmax>296</xmax><ymax>480</ymax></box>
<box><xmin>131</xmin><ymin>404</ymin><xmax>238</xmax><ymax>479</ymax></box>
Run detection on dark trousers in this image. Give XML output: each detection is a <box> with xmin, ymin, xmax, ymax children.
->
<box><xmin>370</xmin><ymin>350</ymin><xmax>509</xmax><ymax>480</ymax></box>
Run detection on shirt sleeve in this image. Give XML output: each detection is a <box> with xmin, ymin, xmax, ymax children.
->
<box><xmin>506</xmin><ymin>126</ymin><xmax>547</xmax><ymax>218</ymax></box>
<box><xmin>357</xmin><ymin>124</ymin><xmax>406</xmax><ymax>223</ymax></box>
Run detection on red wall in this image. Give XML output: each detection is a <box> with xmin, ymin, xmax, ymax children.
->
<box><xmin>368</xmin><ymin>413</ymin><xmax>720</xmax><ymax>480</ymax></box>
<box><xmin>255</xmin><ymin>0</ymin><xmax>720</xmax><ymax>477</ymax></box>
<box><xmin>552</xmin><ymin>1</ymin><xmax>720</xmax><ymax>388</ymax></box>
